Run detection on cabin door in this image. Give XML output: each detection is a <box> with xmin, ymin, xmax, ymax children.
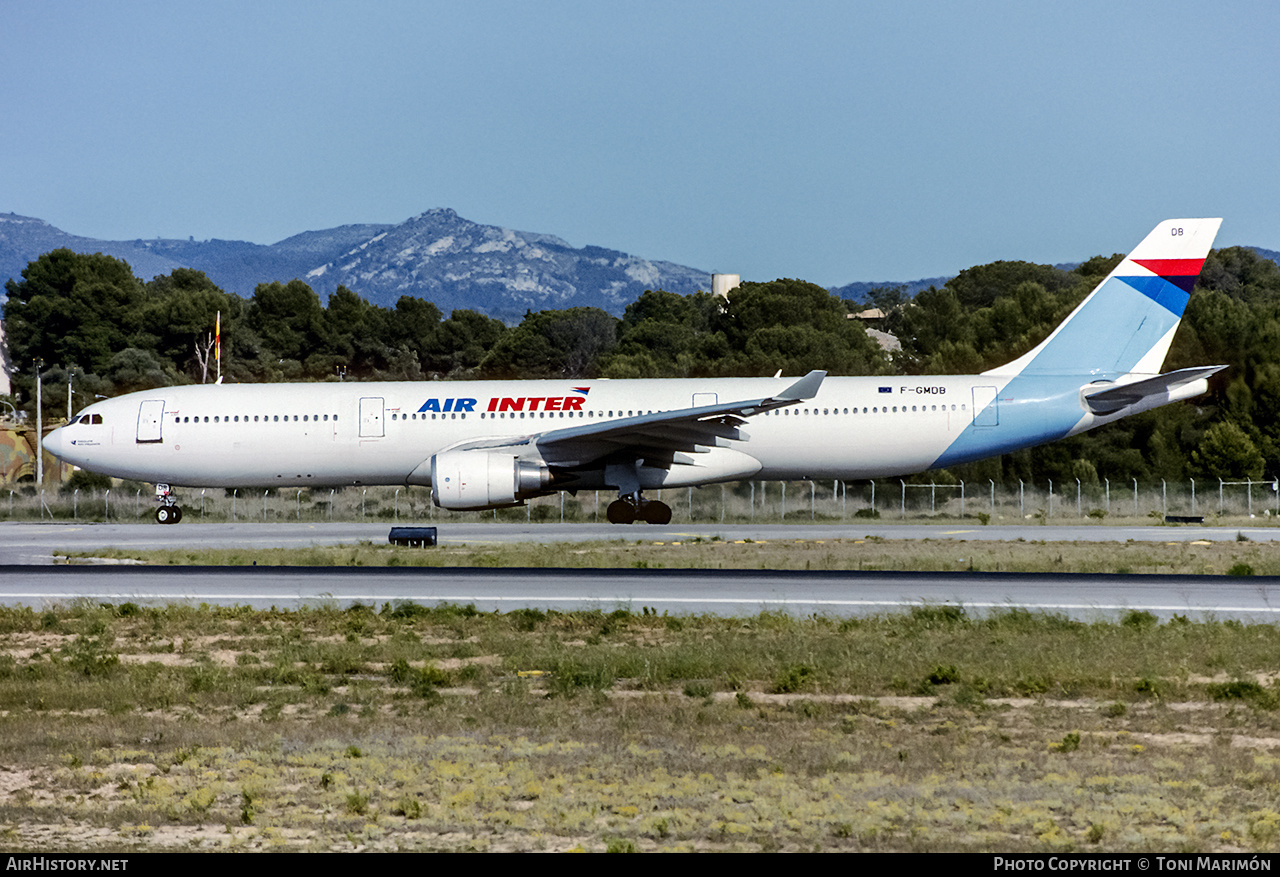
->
<box><xmin>136</xmin><ymin>400</ymin><xmax>165</xmax><ymax>443</ymax></box>
<box><xmin>971</xmin><ymin>386</ymin><xmax>998</xmax><ymax>427</ymax></box>
<box><xmin>359</xmin><ymin>397</ymin><xmax>385</xmax><ymax>438</ymax></box>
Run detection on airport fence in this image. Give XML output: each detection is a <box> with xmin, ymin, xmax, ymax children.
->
<box><xmin>3</xmin><ymin>477</ymin><xmax>1280</xmax><ymax>526</ymax></box>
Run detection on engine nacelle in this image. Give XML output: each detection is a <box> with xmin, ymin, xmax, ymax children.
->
<box><xmin>430</xmin><ymin>450</ymin><xmax>552</xmax><ymax>510</ymax></box>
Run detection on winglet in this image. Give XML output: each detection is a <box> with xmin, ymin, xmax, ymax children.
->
<box><xmin>775</xmin><ymin>370</ymin><xmax>826</xmax><ymax>402</ymax></box>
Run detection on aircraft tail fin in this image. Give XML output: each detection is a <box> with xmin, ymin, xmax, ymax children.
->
<box><xmin>985</xmin><ymin>218</ymin><xmax>1222</xmax><ymax>378</ymax></box>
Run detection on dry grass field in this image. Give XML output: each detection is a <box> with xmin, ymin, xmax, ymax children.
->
<box><xmin>63</xmin><ymin>532</ymin><xmax>1280</xmax><ymax>576</ymax></box>
<box><xmin>2</xmin><ymin>593</ymin><xmax>1280</xmax><ymax>852</ymax></box>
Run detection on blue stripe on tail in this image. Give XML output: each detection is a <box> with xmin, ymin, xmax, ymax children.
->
<box><xmin>1015</xmin><ymin>275</ymin><xmax>1185</xmax><ymax>377</ymax></box>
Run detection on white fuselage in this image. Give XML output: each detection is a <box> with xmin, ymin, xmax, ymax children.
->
<box><xmin>40</xmin><ymin>218</ymin><xmax>1224</xmax><ymax>512</ymax></box>
<box><xmin>44</xmin><ymin>372</ymin><xmax>1133</xmax><ymax>490</ymax></box>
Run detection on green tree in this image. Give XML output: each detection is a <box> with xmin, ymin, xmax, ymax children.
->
<box><xmin>102</xmin><ymin>348</ymin><xmax>170</xmax><ymax>394</ymax></box>
<box><xmin>944</xmin><ymin>260</ymin><xmax>1078</xmax><ymax>310</ymax></box>
<box><xmin>323</xmin><ymin>286</ymin><xmax>415</xmax><ymax>379</ymax></box>
<box><xmin>478</xmin><ymin>307</ymin><xmax>617</xmax><ymax>379</ymax></box>
<box><xmin>244</xmin><ymin>279</ymin><xmax>329</xmax><ymax>376</ymax></box>
<box><xmin>1191</xmin><ymin>421</ymin><xmax>1265</xmax><ymax>481</ymax></box>
<box><xmin>599</xmin><ymin>289</ymin><xmax>726</xmax><ymax>378</ymax></box>
<box><xmin>421</xmin><ymin>309</ymin><xmax>508</xmax><ymax>377</ymax></box>
<box><xmin>3</xmin><ymin>249</ymin><xmax>149</xmax><ymax>388</ymax></box>
<box><xmin>386</xmin><ymin>296</ymin><xmax>444</xmax><ymax>377</ymax></box>
<box><xmin>1196</xmin><ymin>246</ymin><xmax>1280</xmax><ymax>301</ymax></box>
<box><xmin>143</xmin><ymin>268</ymin><xmax>238</xmax><ymax>383</ymax></box>
<box><xmin>717</xmin><ymin>279</ymin><xmax>889</xmax><ymax>376</ymax></box>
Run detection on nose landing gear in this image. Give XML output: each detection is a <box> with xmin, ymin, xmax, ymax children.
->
<box><xmin>154</xmin><ymin>483</ymin><xmax>184</xmax><ymax>525</ymax></box>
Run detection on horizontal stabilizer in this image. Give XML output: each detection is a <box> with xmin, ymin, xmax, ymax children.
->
<box><xmin>1082</xmin><ymin>366</ymin><xmax>1226</xmax><ymax>414</ymax></box>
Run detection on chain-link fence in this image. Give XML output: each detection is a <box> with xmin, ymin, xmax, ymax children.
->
<box><xmin>4</xmin><ymin>477</ymin><xmax>1279</xmax><ymax>525</ymax></box>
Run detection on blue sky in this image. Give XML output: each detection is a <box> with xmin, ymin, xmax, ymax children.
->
<box><xmin>3</xmin><ymin>1</ymin><xmax>1277</xmax><ymax>286</ymax></box>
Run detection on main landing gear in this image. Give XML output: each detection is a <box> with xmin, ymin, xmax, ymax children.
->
<box><xmin>154</xmin><ymin>483</ymin><xmax>183</xmax><ymax>525</ymax></box>
<box><xmin>605</xmin><ymin>493</ymin><xmax>672</xmax><ymax>525</ymax></box>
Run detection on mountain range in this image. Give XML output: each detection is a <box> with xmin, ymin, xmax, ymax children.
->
<box><xmin>2</xmin><ymin>210</ymin><xmax>1276</xmax><ymax>321</ymax></box>
<box><xmin>0</xmin><ymin>209</ymin><xmax>713</xmax><ymax>323</ymax></box>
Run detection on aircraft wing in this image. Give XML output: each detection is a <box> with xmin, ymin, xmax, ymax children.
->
<box><xmin>1082</xmin><ymin>366</ymin><xmax>1226</xmax><ymax>415</ymax></box>
<box><xmin>447</xmin><ymin>370</ymin><xmax>826</xmax><ymax>466</ymax></box>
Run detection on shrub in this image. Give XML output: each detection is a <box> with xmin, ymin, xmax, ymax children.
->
<box><xmin>1121</xmin><ymin>610</ymin><xmax>1158</xmax><ymax>629</ymax></box>
<box><xmin>346</xmin><ymin>792</ymin><xmax>369</xmax><ymax>815</ymax></box>
<box><xmin>926</xmin><ymin>664</ymin><xmax>961</xmax><ymax>686</ymax></box>
<box><xmin>1135</xmin><ymin>676</ymin><xmax>1162</xmax><ymax>697</ymax></box>
<box><xmin>771</xmin><ymin>664</ymin><xmax>814</xmax><ymax>694</ymax></box>
<box><xmin>547</xmin><ymin>663</ymin><xmax>614</xmax><ymax>698</ymax></box>
<box><xmin>910</xmin><ymin>604</ymin><xmax>966</xmax><ymax>627</ymax></box>
<box><xmin>61</xmin><ymin>621</ymin><xmax>120</xmax><ymax>677</ymax></box>
<box><xmin>683</xmin><ymin>681</ymin><xmax>713</xmax><ymax>699</ymax></box>
<box><xmin>1207</xmin><ymin>679</ymin><xmax>1278</xmax><ymax>708</ymax></box>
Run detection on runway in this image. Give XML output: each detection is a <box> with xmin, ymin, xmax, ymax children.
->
<box><xmin>4</xmin><ymin>519</ymin><xmax>1280</xmax><ymax>565</ymax></box>
<box><xmin>2</xmin><ymin>564</ymin><xmax>1279</xmax><ymax>622</ymax></box>
<box><xmin>3</xmin><ymin>521</ymin><xmax>1278</xmax><ymax>621</ymax></box>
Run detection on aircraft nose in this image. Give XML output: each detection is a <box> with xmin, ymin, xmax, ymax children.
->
<box><xmin>43</xmin><ymin>426</ymin><xmax>66</xmax><ymax>459</ymax></box>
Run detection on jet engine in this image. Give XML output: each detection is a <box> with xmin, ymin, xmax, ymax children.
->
<box><xmin>430</xmin><ymin>450</ymin><xmax>552</xmax><ymax>510</ymax></box>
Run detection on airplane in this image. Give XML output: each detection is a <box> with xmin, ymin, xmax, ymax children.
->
<box><xmin>43</xmin><ymin>218</ymin><xmax>1224</xmax><ymax>525</ymax></box>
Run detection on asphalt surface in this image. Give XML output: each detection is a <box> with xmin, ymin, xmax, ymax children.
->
<box><xmin>2</xmin><ymin>519</ymin><xmax>1279</xmax><ymax>620</ymax></box>
<box><xmin>1</xmin><ymin>564</ymin><xmax>1278</xmax><ymax>621</ymax></box>
<box><xmin>4</xmin><ymin>520</ymin><xmax>1280</xmax><ymax>566</ymax></box>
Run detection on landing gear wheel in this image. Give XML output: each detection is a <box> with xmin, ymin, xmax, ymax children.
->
<box><xmin>156</xmin><ymin>505</ymin><xmax>183</xmax><ymax>525</ymax></box>
<box><xmin>642</xmin><ymin>501</ymin><xmax>672</xmax><ymax>525</ymax></box>
<box><xmin>606</xmin><ymin>499</ymin><xmax>636</xmax><ymax>524</ymax></box>
<box><xmin>606</xmin><ymin>498</ymin><xmax>671</xmax><ymax>524</ymax></box>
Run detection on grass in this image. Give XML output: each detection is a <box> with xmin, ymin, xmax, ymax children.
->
<box><xmin>60</xmin><ymin>534</ymin><xmax>1280</xmax><ymax>576</ymax></box>
<box><xmin>2</xmin><ymin>601</ymin><xmax>1280</xmax><ymax>851</ymax></box>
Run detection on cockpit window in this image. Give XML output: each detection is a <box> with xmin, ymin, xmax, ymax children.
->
<box><xmin>78</xmin><ymin>413</ymin><xmax>104</xmax><ymax>425</ymax></box>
